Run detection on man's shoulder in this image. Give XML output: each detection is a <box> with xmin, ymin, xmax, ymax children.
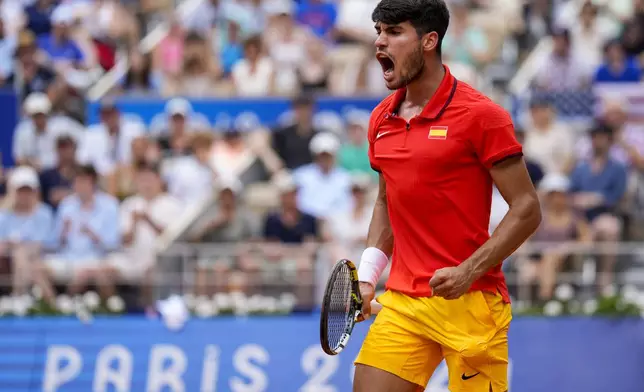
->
<box><xmin>454</xmin><ymin>83</ymin><xmax>512</xmax><ymax>127</ymax></box>
<box><xmin>35</xmin><ymin>203</ymin><xmax>54</xmax><ymax>219</ymax></box>
<box><xmin>96</xmin><ymin>192</ymin><xmax>120</xmax><ymax>209</ymax></box>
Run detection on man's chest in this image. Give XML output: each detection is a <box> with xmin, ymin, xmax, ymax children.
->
<box><xmin>372</xmin><ymin>117</ymin><xmax>475</xmax><ymax>170</ymax></box>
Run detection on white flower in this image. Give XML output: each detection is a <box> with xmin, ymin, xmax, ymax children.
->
<box><xmin>182</xmin><ymin>293</ymin><xmax>196</xmax><ymax>310</ymax></box>
<box><xmin>583</xmin><ymin>299</ymin><xmax>598</xmax><ymax>315</ymax></box>
<box><xmin>76</xmin><ymin>306</ymin><xmax>93</xmax><ymax>324</ymax></box>
<box><xmin>229</xmin><ymin>291</ymin><xmax>246</xmax><ymax>306</ymax></box>
<box><xmin>12</xmin><ymin>296</ymin><xmax>29</xmax><ymax>317</ymax></box>
<box><xmin>213</xmin><ymin>293</ymin><xmax>231</xmax><ymax>310</ymax></box>
<box><xmin>0</xmin><ymin>296</ymin><xmax>11</xmax><ymax>314</ymax></box>
<box><xmin>31</xmin><ymin>286</ymin><xmax>43</xmax><ymax>300</ymax></box>
<box><xmin>248</xmin><ymin>295</ymin><xmax>263</xmax><ymax>313</ymax></box>
<box><xmin>19</xmin><ymin>294</ymin><xmax>34</xmax><ymax>310</ymax></box>
<box><xmin>82</xmin><ymin>291</ymin><xmax>101</xmax><ymax>310</ymax></box>
<box><xmin>554</xmin><ymin>284</ymin><xmax>574</xmax><ymax>302</ymax></box>
<box><xmin>106</xmin><ymin>296</ymin><xmax>125</xmax><ymax>313</ymax></box>
<box><xmin>513</xmin><ymin>300</ymin><xmax>527</xmax><ymax>312</ymax></box>
<box><xmin>157</xmin><ymin>295</ymin><xmax>190</xmax><ymax>332</ymax></box>
<box><xmin>636</xmin><ymin>293</ymin><xmax>644</xmax><ymax>309</ymax></box>
<box><xmin>543</xmin><ymin>300</ymin><xmax>563</xmax><ymax>316</ymax></box>
<box><xmin>278</xmin><ymin>293</ymin><xmax>297</xmax><ymax>313</ymax></box>
<box><xmin>56</xmin><ymin>295</ymin><xmax>74</xmax><ymax>315</ymax></box>
<box><xmin>195</xmin><ymin>300</ymin><xmax>214</xmax><ymax>318</ymax></box>
<box><xmin>233</xmin><ymin>301</ymin><xmax>249</xmax><ymax>316</ymax></box>
<box><xmin>264</xmin><ymin>297</ymin><xmax>278</xmax><ymax>313</ymax></box>
<box><xmin>621</xmin><ymin>285</ymin><xmax>639</xmax><ymax>304</ymax></box>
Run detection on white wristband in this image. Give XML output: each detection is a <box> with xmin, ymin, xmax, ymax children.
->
<box><xmin>358</xmin><ymin>247</ymin><xmax>389</xmax><ymax>289</ymax></box>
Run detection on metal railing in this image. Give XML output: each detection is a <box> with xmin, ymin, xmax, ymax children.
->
<box><xmin>0</xmin><ymin>241</ymin><xmax>643</xmax><ymax>312</ymax></box>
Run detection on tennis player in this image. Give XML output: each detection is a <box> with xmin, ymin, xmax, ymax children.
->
<box><xmin>354</xmin><ymin>1</ymin><xmax>542</xmax><ymax>391</ymax></box>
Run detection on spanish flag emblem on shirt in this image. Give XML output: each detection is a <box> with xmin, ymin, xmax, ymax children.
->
<box><xmin>428</xmin><ymin>126</ymin><xmax>448</xmax><ymax>140</ymax></box>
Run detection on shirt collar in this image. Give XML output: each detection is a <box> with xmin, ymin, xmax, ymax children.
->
<box><xmin>387</xmin><ymin>65</ymin><xmax>458</xmax><ymax>120</ymax></box>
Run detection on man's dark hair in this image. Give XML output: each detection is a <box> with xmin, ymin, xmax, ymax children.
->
<box><xmin>372</xmin><ymin>0</ymin><xmax>450</xmax><ymax>55</ymax></box>
<box><xmin>74</xmin><ymin>164</ymin><xmax>99</xmax><ymax>182</ymax></box>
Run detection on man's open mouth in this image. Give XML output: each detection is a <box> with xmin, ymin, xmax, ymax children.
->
<box><xmin>376</xmin><ymin>53</ymin><xmax>395</xmax><ymax>78</ymax></box>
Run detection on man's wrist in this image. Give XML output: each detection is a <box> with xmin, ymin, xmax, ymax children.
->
<box><xmin>358</xmin><ymin>247</ymin><xmax>389</xmax><ymax>289</ymax></box>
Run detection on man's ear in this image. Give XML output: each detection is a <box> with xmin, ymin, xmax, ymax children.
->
<box><xmin>422</xmin><ymin>31</ymin><xmax>439</xmax><ymax>52</ymax></box>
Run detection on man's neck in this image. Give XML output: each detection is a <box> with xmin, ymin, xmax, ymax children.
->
<box><xmin>405</xmin><ymin>62</ymin><xmax>445</xmax><ymax>108</ymax></box>
<box><xmin>142</xmin><ymin>192</ymin><xmax>160</xmax><ymax>202</ymax></box>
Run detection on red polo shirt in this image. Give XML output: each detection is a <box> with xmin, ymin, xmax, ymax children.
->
<box><xmin>368</xmin><ymin>66</ymin><xmax>522</xmax><ymax>302</ymax></box>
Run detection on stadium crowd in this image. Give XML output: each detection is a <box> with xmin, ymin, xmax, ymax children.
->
<box><xmin>0</xmin><ymin>0</ymin><xmax>643</xmax><ymax>312</ymax></box>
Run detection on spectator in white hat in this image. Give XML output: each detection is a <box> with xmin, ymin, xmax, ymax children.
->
<box><xmin>292</xmin><ymin>132</ymin><xmax>351</xmax><ymax>218</ymax></box>
<box><xmin>516</xmin><ymin>173</ymin><xmax>592</xmax><ymax>302</ymax></box>
<box><xmin>0</xmin><ymin>166</ymin><xmax>54</xmax><ymax>297</ymax></box>
<box><xmin>12</xmin><ymin>92</ymin><xmax>80</xmax><ymax>170</ymax></box>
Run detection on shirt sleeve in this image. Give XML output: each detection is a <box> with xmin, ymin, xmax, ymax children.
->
<box><xmin>470</xmin><ymin>104</ymin><xmax>523</xmax><ymax>169</ymax></box>
<box><xmin>96</xmin><ymin>198</ymin><xmax>121</xmax><ymax>250</ymax></box>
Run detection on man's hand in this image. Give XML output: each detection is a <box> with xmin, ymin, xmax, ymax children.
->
<box><xmin>430</xmin><ymin>266</ymin><xmax>475</xmax><ymax>300</ymax></box>
<box><xmin>356</xmin><ymin>282</ymin><xmax>375</xmax><ymax>322</ymax></box>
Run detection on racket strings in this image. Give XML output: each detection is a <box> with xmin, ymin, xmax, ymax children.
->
<box><xmin>327</xmin><ymin>264</ymin><xmax>354</xmax><ymax>349</ymax></box>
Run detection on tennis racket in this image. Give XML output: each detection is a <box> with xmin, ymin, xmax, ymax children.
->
<box><xmin>320</xmin><ymin>259</ymin><xmax>382</xmax><ymax>355</ymax></box>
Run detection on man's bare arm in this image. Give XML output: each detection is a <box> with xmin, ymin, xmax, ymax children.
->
<box><xmin>357</xmin><ymin>174</ymin><xmax>393</xmax><ymax>320</ymax></box>
<box><xmin>462</xmin><ymin>156</ymin><xmax>541</xmax><ymax>280</ymax></box>
<box><xmin>431</xmin><ymin>156</ymin><xmax>541</xmax><ymax>299</ymax></box>
<box><xmin>366</xmin><ymin>174</ymin><xmax>394</xmax><ymax>255</ymax></box>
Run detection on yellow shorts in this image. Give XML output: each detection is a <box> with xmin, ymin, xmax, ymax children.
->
<box><xmin>355</xmin><ymin>290</ymin><xmax>512</xmax><ymax>392</ymax></box>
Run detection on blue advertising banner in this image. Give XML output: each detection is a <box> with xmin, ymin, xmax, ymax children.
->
<box><xmin>0</xmin><ymin>316</ymin><xmax>642</xmax><ymax>392</ymax></box>
<box><xmin>86</xmin><ymin>97</ymin><xmax>382</xmax><ymax>129</ymax></box>
<box><xmin>0</xmin><ymin>89</ymin><xmax>19</xmax><ymax>167</ymax></box>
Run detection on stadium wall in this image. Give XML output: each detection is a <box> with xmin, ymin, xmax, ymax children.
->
<box><xmin>0</xmin><ymin>316</ymin><xmax>641</xmax><ymax>392</ymax></box>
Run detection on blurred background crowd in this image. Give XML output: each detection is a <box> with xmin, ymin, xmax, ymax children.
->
<box><xmin>0</xmin><ymin>0</ymin><xmax>643</xmax><ymax>314</ymax></box>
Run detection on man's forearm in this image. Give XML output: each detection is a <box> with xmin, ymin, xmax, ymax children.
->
<box><xmin>461</xmin><ymin>193</ymin><xmax>541</xmax><ymax>280</ymax></box>
<box><xmin>366</xmin><ymin>198</ymin><xmax>394</xmax><ymax>256</ymax></box>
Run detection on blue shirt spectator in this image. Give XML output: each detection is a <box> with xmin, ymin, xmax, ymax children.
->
<box><xmin>0</xmin><ymin>203</ymin><xmax>53</xmax><ymax>244</ymax></box>
<box><xmin>296</xmin><ymin>0</ymin><xmax>337</xmax><ymax>39</ymax></box>
<box><xmin>594</xmin><ymin>57</ymin><xmax>641</xmax><ymax>83</ymax></box>
<box><xmin>570</xmin><ymin>158</ymin><xmax>627</xmax><ymax>221</ymax></box>
<box><xmin>25</xmin><ymin>1</ymin><xmax>56</xmax><ymax>38</ymax></box>
<box><xmin>594</xmin><ymin>40</ymin><xmax>642</xmax><ymax>83</ymax></box>
<box><xmin>0</xmin><ymin>165</ymin><xmax>53</xmax><ymax>245</ymax></box>
<box><xmin>51</xmin><ymin>191</ymin><xmax>120</xmax><ymax>261</ymax></box>
<box><xmin>37</xmin><ymin>34</ymin><xmax>84</xmax><ymax>65</ymax></box>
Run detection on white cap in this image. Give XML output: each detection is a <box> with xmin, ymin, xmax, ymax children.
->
<box><xmin>51</xmin><ymin>5</ymin><xmax>74</xmax><ymax>26</ymax></box>
<box><xmin>310</xmin><ymin>132</ymin><xmax>340</xmax><ymax>155</ymax></box>
<box><xmin>539</xmin><ymin>173</ymin><xmax>570</xmax><ymax>193</ymax></box>
<box><xmin>165</xmin><ymin>98</ymin><xmax>192</xmax><ymax>117</ymax></box>
<box><xmin>24</xmin><ymin>92</ymin><xmax>51</xmax><ymax>115</ymax></box>
<box><xmin>273</xmin><ymin>172</ymin><xmax>297</xmax><ymax>193</ymax></box>
<box><xmin>8</xmin><ymin>166</ymin><xmax>40</xmax><ymax>189</ymax></box>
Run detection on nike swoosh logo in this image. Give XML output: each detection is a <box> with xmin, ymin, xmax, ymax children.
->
<box><xmin>376</xmin><ymin>131</ymin><xmax>392</xmax><ymax>140</ymax></box>
<box><xmin>461</xmin><ymin>372</ymin><xmax>480</xmax><ymax>380</ymax></box>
